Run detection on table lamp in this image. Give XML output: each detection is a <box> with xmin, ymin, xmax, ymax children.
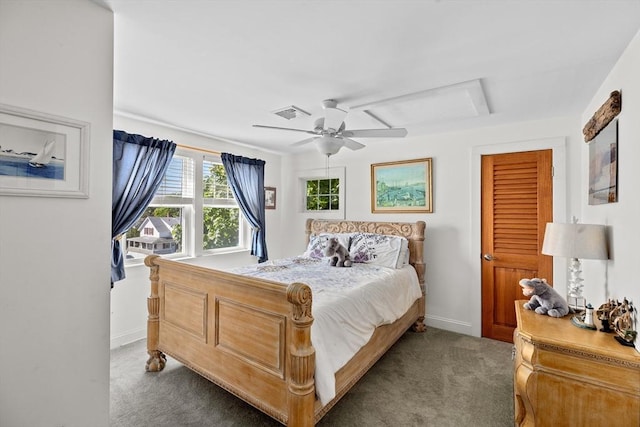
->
<box><xmin>541</xmin><ymin>217</ymin><xmax>608</xmax><ymax>310</ymax></box>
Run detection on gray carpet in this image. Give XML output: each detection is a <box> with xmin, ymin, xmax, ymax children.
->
<box><xmin>110</xmin><ymin>328</ymin><xmax>514</xmax><ymax>426</ymax></box>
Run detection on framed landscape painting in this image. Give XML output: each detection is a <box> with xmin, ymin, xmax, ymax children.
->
<box><xmin>0</xmin><ymin>103</ymin><xmax>89</xmax><ymax>198</ymax></box>
<box><xmin>371</xmin><ymin>157</ymin><xmax>433</xmax><ymax>213</ymax></box>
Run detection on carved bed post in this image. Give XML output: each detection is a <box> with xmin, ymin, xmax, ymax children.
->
<box><xmin>144</xmin><ymin>255</ymin><xmax>166</xmax><ymax>372</ymax></box>
<box><xmin>411</xmin><ymin>221</ymin><xmax>427</xmax><ymax>332</ymax></box>
<box><xmin>286</xmin><ymin>282</ymin><xmax>315</xmax><ymax>427</ymax></box>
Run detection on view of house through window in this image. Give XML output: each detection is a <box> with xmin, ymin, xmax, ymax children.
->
<box><xmin>306</xmin><ymin>178</ymin><xmax>340</xmax><ymax>211</ymax></box>
<box><xmin>124</xmin><ymin>151</ymin><xmax>244</xmax><ymax>263</ymax></box>
<box><xmin>126</xmin><ymin>207</ymin><xmax>183</xmax><ymax>259</ymax></box>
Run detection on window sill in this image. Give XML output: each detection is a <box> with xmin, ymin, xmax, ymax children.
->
<box><xmin>124</xmin><ymin>247</ymin><xmax>251</xmax><ymax>269</ymax></box>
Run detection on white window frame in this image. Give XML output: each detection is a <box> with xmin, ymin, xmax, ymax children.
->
<box><xmin>296</xmin><ymin>166</ymin><xmax>345</xmax><ymax>219</ymax></box>
<box><xmin>200</xmin><ymin>155</ymin><xmax>247</xmax><ymax>255</ymax></box>
<box><xmin>124</xmin><ymin>148</ymin><xmax>249</xmax><ymax>267</ymax></box>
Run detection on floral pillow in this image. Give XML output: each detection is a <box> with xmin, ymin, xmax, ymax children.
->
<box><xmin>303</xmin><ymin>233</ymin><xmax>354</xmax><ymax>259</ymax></box>
<box><xmin>349</xmin><ymin>233</ymin><xmax>409</xmax><ymax>269</ymax></box>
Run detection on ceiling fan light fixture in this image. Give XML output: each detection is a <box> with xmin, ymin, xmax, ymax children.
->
<box><xmin>315</xmin><ymin>136</ymin><xmax>343</xmax><ymax>156</ymax></box>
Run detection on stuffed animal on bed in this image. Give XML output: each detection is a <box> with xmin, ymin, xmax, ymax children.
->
<box><xmin>324</xmin><ymin>237</ymin><xmax>352</xmax><ymax>267</ymax></box>
<box><xmin>519</xmin><ymin>277</ymin><xmax>570</xmax><ymax>318</ymax></box>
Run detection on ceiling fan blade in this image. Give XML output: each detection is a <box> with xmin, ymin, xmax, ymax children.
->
<box><xmin>341</xmin><ymin>128</ymin><xmax>408</xmax><ymax>138</ymax></box>
<box><xmin>291</xmin><ymin>137</ymin><xmax>318</xmax><ymax>147</ymax></box>
<box><xmin>323</xmin><ymin>106</ymin><xmax>348</xmax><ymax>132</ymax></box>
<box><xmin>342</xmin><ymin>138</ymin><xmax>366</xmax><ymax>151</ymax></box>
<box><xmin>253</xmin><ymin>124</ymin><xmax>317</xmax><ymax>135</ymax></box>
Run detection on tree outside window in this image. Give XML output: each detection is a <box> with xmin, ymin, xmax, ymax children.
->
<box><xmin>306</xmin><ymin>178</ymin><xmax>340</xmax><ymax>211</ymax></box>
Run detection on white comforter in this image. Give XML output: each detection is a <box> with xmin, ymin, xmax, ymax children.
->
<box><xmin>229</xmin><ymin>256</ymin><xmax>422</xmax><ymax>405</ymax></box>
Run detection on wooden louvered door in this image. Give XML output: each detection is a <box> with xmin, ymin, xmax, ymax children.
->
<box><xmin>481</xmin><ymin>150</ymin><xmax>552</xmax><ymax>342</ymax></box>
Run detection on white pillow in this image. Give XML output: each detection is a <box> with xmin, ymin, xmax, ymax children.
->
<box><xmin>349</xmin><ymin>233</ymin><xmax>409</xmax><ymax>269</ymax></box>
<box><xmin>303</xmin><ymin>233</ymin><xmax>354</xmax><ymax>259</ymax></box>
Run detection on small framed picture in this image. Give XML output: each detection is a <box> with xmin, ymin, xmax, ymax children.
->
<box><xmin>265</xmin><ymin>186</ymin><xmax>276</xmax><ymax>209</ymax></box>
<box><xmin>0</xmin><ymin>103</ymin><xmax>90</xmax><ymax>198</ymax></box>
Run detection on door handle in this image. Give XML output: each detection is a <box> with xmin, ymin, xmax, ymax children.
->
<box><xmin>483</xmin><ymin>253</ymin><xmax>494</xmax><ymax>261</ymax></box>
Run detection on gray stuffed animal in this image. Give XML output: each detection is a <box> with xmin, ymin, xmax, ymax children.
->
<box><xmin>519</xmin><ymin>278</ymin><xmax>570</xmax><ymax>318</ymax></box>
<box><xmin>324</xmin><ymin>237</ymin><xmax>352</xmax><ymax>267</ymax></box>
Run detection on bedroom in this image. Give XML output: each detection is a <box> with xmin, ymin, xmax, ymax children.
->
<box><xmin>1</xmin><ymin>1</ymin><xmax>639</xmax><ymax>426</ymax></box>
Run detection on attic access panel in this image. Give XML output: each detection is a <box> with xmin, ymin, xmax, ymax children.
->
<box><xmin>351</xmin><ymin>79</ymin><xmax>490</xmax><ymax>127</ymax></box>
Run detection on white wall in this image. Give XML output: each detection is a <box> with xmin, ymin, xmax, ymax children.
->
<box><xmin>110</xmin><ymin>115</ymin><xmax>586</xmax><ymax>343</ymax></box>
<box><xmin>108</xmin><ymin>8</ymin><xmax>640</xmax><ymax>353</ymax></box>
<box><xmin>279</xmin><ymin>28</ymin><xmax>640</xmax><ymax>340</ymax></box>
<box><xmin>281</xmin><ymin>115</ymin><xmax>583</xmax><ymax>336</ymax></box>
<box><xmin>110</xmin><ymin>114</ymin><xmax>284</xmax><ymax>347</ymax></box>
<box><xmin>580</xmin><ymin>29</ymin><xmax>640</xmax><ymax>352</ymax></box>
<box><xmin>0</xmin><ymin>1</ymin><xmax>113</xmax><ymax>426</ymax></box>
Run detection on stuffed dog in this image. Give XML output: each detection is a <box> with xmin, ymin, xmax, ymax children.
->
<box><xmin>519</xmin><ymin>277</ymin><xmax>570</xmax><ymax>317</ymax></box>
<box><xmin>324</xmin><ymin>237</ymin><xmax>352</xmax><ymax>267</ymax></box>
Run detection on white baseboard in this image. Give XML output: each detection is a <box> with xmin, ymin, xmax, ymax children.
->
<box><xmin>110</xmin><ymin>328</ymin><xmax>145</xmax><ymax>349</ymax></box>
<box><xmin>425</xmin><ymin>313</ymin><xmax>475</xmax><ymax>337</ymax></box>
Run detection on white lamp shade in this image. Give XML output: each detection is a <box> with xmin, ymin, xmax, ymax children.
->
<box><xmin>541</xmin><ymin>222</ymin><xmax>608</xmax><ymax>260</ymax></box>
<box><xmin>315</xmin><ymin>136</ymin><xmax>344</xmax><ymax>156</ymax></box>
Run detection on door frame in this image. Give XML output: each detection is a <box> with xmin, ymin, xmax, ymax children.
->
<box><xmin>470</xmin><ymin>137</ymin><xmax>567</xmax><ymax>337</ymax></box>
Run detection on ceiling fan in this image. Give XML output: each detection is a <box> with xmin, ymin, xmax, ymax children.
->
<box><xmin>253</xmin><ymin>99</ymin><xmax>408</xmax><ymax>156</ymax></box>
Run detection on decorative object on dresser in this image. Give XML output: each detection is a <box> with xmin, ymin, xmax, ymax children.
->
<box><xmin>513</xmin><ymin>301</ymin><xmax>640</xmax><ymax>426</ymax></box>
<box><xmin>609</xmin><ymin>298</ymin><xmax>637</xmax><ymax>347</ymax></box>
<box><xmin>570</xmin><ymin>303</ymin><xmax>597</xmax><ymax>330</ymax></box>
<box><xmin>541</xmin><ymin>217</ymin><xmax>608</xmax><ymax>310</ymax></box>
<box><xmin>518</xmin><ymin>277</ymin><xmax>570</xmax><ymax>318</ymax></box>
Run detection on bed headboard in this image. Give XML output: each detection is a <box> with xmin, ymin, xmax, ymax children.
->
<box><xmin>305</xmin><ymin>218</ymin><xmax>426</xmax><ymax>285</ymax></box>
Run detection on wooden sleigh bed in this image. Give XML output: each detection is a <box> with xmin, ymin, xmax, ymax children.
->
<box><xmin>144</xmin><ymin>218</ymin><xmax>426</xmax><ymax>426</ymax></box>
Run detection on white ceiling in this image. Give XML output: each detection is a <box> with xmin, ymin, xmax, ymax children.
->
<box><xmin>100</xmin><ymin>0</ymin><xmax>640</xmax><ymax>155</ymax></box>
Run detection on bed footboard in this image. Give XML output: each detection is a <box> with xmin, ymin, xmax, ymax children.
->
<box><xmin>144</xmin><ymin>218</ymin><xmax>427</xmax><ymax>426</ymax></box>
<box><xmin>144</xmin><ymin>255</ymin><xmax>316</xmax><ymax>426</ymax></box>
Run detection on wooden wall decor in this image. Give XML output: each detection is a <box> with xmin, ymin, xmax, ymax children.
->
<box><xmin>582</xmin><ymin>90</ymin><xmax>621</xmax><ymax>142</ymax></box>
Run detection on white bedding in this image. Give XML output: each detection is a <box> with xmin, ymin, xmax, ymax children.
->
<box><xmin>229</xmin><ymin>256</ymin><xmax>422</xmax><ymax>405</ymax></box>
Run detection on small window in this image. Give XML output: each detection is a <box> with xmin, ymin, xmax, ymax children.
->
<box><xmin>297</xmin><ymin>166</ymin><xmax>346</xmax><ymax>219</ymax></box>
<box><xmin>306</xmin><ymin>178</ymin><xmax>340</xmax><ymax>211</ymax></box>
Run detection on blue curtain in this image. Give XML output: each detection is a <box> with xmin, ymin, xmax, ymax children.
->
<box><xmin>221</xmin><ymin>153</ymin><xmax>268</xmax><ymax>263</ymax></box>
<box><xmin>111</xmin><ymin>130</ymin><xmax>176</xmax><ymax>284</ymax></box>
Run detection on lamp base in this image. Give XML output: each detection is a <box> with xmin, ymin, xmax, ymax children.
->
<box><xmin>567</xmin><ymin>295</ymin><xmax>586</xmax><ymax>311</ymax></box>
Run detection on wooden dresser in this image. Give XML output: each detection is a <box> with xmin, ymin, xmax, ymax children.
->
<box><xmin>513</xmin><ymin>301</ymin><xmax>640</xmax><ymax>426</ymax></box>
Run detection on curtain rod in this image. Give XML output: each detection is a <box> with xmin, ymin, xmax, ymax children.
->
<box><xmin>176</xmin><ymin>143</ymin><xmax>221</xmax><ymax>156</ymax></box>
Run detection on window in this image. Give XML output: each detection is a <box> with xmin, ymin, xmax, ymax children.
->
<box><xmin>202</xmin><ymin>159</ymin><xmax>240</xmax><ymax>250</ymax></box>
<box><xmin>306</xmin><ymin>178</ymin><xmax>340</xmax><ymax>210</ymax></box>
<box><xmin>124</xmin><ymin>149</ymin><xmax>246</xmax><ymax>264</ymax></box>
<box><xmin>297</xmin><ymin>166</ymin><xmax>346</xmax><ymax>219</ymax></box>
